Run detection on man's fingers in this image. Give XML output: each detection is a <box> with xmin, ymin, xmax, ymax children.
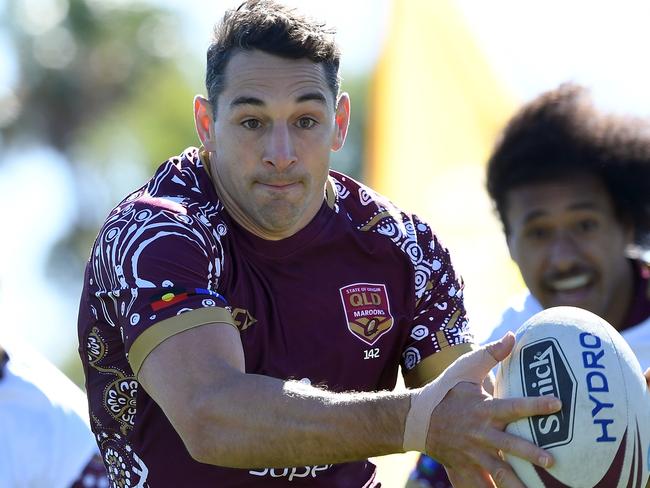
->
<box><xmin>471</xmin><ymin>450</ymin><xmax>525</xmax><ymax>488</ymax></box>
<box><xmin>485</xmin><ymin>429</ymin><xmax>554</xmax><ymax>469</ymax></box>
<box><xmin>451</xmin><ymin>333</ymin><xmax>516</xmax><ymax>384</ymax></box>
<box><xmin>489</xmin><ymin>395</ymin><xmax>562</xmax><ymax>424</ymax></box>
<box><xmin>447</xmin><ymin>449</ymin><xmax>528</xmax><ymax>488</ymax></box>
<box><xmin>484</xmin><ymin>332</ymin><xmax>516</xmax><ymax>363</ymax></box>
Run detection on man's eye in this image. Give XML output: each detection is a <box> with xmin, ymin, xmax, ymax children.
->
<box><xmin>576</xmin><ymin>219</ymin><xmax>599</xmax><ymax>233</ymax></box>
<box><xmin>296</xmin><ymin>117</ymin><xmax>317</xmax><ymax>129</ymax></box>
<box><xmin>526</xmin><ymin>227</ymin><xmax>550</xmax><ymax>241</ymax></box>
<box><xmin>242</xmin><ymin>119</ymin><xmax>261</xmax><ymax>130</ymax></box>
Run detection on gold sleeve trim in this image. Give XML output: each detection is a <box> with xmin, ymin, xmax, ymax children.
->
<box><xmin>128</xmin><ymin>307</ymin><xmax>237</xmax><ymax>375</ymax></box>
<box><xmin>403</xmin><ymin>342</ymin><xmax>474</xmax><ymax>388</ymax></box>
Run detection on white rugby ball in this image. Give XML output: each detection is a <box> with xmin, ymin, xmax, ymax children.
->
<box><xmin>494</xmin><ymin>306</ymin><xmax>650</xmax><ymax>488</ymax></box>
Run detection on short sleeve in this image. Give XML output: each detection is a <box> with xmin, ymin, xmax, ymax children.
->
<box><xmin>86</xmin><ymin>198</ymin><xmax>234</xmax><ymax>373</ymax></box>
<box><xmin>400</xmin><ymin>216</ymin><xmax>473</xmax><ymax>373</ymax></box>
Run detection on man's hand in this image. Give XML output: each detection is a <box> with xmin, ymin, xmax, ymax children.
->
<box><xmin>425</xmin><ymin>334</ymin><xmax>561</xmax><ymax>488</ymax></box>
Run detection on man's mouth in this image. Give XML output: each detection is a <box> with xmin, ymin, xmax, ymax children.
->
<box><xmin>547</xmin><ymin>273</ymin><xmax>591</xmax><ymax>291</ymax></box>
<box><xmin>542</xmin><ymin>269</ymin><xmax>599</xmax><ymax>313</ymax></box>
<box><xmin>257</xmin><ymin>180</ymin><xmax>299</xmax><ymax>191</ymax></box>
<box><xmin>541</xmin><ymin>271</ymin><xmax>596</xmax><ymax>305</ymax></box>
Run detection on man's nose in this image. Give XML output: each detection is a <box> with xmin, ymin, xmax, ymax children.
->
<box><xmin>263</xmin><ymin>124</ymin><xmax>297</xmax><ymax>171</ymax></box>
<box><xmin>547</xmin><ymin>231</ymin><xmax>581</xmax><ymax>271</ymax></box>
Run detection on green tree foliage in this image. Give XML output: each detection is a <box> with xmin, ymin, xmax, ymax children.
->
<box><xmin>1</xmin><ymin>0</ymin><xmax>195</xmax><ymax>149</ymax></box>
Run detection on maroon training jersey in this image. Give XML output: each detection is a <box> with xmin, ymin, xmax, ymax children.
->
<box><xmin>78</xmin><ymin>147</ymin><xmax>472</xmax><ymax>487</ymax></box>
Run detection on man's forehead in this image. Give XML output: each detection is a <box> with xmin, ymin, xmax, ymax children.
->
<box><xmin>219</xmin><ymin>50</ymin><xmax>332</xmax><ymax>106</ymax></box>
<box><xmin>506</xmin><ymin>177</ymin><xmax>615</xmax><ymax>223</ymax></box>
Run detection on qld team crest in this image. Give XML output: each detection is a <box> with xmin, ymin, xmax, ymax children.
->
<box><xmin>339</xmin><ymin>283</ymin><xmax>394</xmax><ymax>345</ymax></box>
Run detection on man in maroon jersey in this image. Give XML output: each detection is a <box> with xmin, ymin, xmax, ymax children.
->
<box><xmin>77</xmin><ymin>1</ymin><xmax>559</xmax><ymax>486</ymax></box>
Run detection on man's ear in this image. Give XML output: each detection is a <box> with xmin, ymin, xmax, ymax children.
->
<box><xmin>194</xmin><ymin>95</ymin><xmax>217</xmax><ymax>152</ymax></box>
<box><xmin>331</xmin><ymin>93</ymin><xmax>351</xmax><ymax>152</ymax></box>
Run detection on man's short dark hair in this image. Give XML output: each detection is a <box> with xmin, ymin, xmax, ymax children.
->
<box><xmin>486</xmin><ymin>83</ymin><xmax>650</xmax><ymax>248</ymax></box>
<box><xmin>206</xmin><ymin>0</ymin><xmax>341</xmax><ymax>115</ymax></box>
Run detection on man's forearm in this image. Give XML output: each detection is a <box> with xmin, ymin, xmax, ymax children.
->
<box><xmin>137</xmin><ymin>323</ymin><xmax>412</xmax><ymax>469</ymax></box>
<box><xmin>183</xmin><ymin>372</ymin><xmax>411</xmax><ymax>468</ymax></box>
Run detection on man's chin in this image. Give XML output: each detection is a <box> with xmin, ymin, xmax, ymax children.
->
<box><xmin>255</xmin><ymin>208</ymin><xmax>306</xmax><ymax>236</ymax></box>
<box><xmin>541</xmin><ymin>288</ymin><xmax>598</xmax><ymax>313</ymax></box>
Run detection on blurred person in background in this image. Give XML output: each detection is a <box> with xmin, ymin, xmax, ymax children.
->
<box><xmin>408</xmin><ymin>83</ymin><xmax>650</xmax><ymax>487</ymax></box>
<box><xmin>77</xmin><ymin>1</ymin><xmax>561</xmax><ymax>486</ymax></box>
<box><xmin>484</xmin><ymin>83</ymin><xmax>650</xmax><ymax>363</ymax></box>
<box><xmin>0</xmin><ymin>337</ymin><xmax>108</xmax><ymax>487</ymax></box>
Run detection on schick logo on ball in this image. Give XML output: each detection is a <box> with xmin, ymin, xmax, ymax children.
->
<box><xmin>520</xmin><ymin>338</ymin><xmax>577</xmax><ymax>449</ymax></box>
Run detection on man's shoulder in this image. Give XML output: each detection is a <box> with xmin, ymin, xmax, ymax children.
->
<box><xmin>328</xmin><ymin>171</ymin><xmax>455</xmax><ymax>306</ymax></box>
<box><xmin>623</xmin><ymin>315</ymin><xmax>650</xmax><ymax>370</ymax></box>
<box><xmin>328</xmin><ymin>170</ymin><xmax>391</xmax><ymax>204</ymax></box>
<box><xmin>96</xmin><ymin>147</ymin><xmax>223</xmax><ymax>240</ymax></box>
<box><xmin>623</xmin><ymin>312</ymin><xmax>650</xmax><ymax>342</ymax></box>
<box><xmin>119</xmin><ymin>147</ymin><xmax>218</xmax><ymax>213</ymax></box>
<box><xmin>86</xmin><ymin>147</ymin><xmax>227</xmax><ymax>287</ymax></box>
<box><xmin>328</xmin><ymin>170</ymin><xmax>429</xmax><ymax>234</ymax></box>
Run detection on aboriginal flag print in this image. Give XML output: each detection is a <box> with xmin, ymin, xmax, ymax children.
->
<box><xmin>339</xmin><ymin>283</ymin><xmax>394</xmax><ymax>345</ymax></box>
<box><xmin>149</xmin><ymin>287</ymin><xmax>227</xmax><ymax>312</ymax></box>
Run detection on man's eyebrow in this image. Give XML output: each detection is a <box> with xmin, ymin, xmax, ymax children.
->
<box><xmin>522</xmin><ymin>209</ymin><xmax>547</xmax><ymax>225</ymax></box>
<box><xmin>230</xmin><ymin>96</ymin><xmax>264</xmax><ymax>108</ymax></box>
<box><xmin>230</xmin><ymin>92</ymin><xmax>327</xmax><ymax>109</ymax></box>
<box><xmin>522</xmin><ymin>201</ymin><xmax>601</xmax><ymax>224</ymax></box>
<box><xmin>296</xmin><ymin>92</ymin><xmax>327</xmax><ymax>104</ymax></box>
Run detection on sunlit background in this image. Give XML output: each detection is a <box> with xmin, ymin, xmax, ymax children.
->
<box><xmin>2</xmin><ymin>0</ymin><xmax>650</xmax><ymax>483</ymax></box>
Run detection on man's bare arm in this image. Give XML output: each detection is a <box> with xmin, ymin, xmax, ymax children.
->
<box><xmin>138</xmin><ymin>322</ymin><xmax>409</xmax><ymax>468</ymax></box>
<box><xmin>139</xmin><ymin>324</ymin><xmax>560</xmax><ymax>487</ymax></box>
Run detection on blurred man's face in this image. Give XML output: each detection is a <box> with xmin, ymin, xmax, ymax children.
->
<box><xmin>203</xmin><ymin>50</ymin><xmax>349</xmax><ymax>240</ymax></box>
<box><xmin>505</xmin><ymin>174</ymin><xmax>634</xmax><ymax>328</ymax></box>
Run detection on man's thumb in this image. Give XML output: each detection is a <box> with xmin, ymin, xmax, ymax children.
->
<box><xmin>485</xmin><ymin>332</ymin><xmax>515</xmax><ymax>363</ymax></box>
<box><xmin>441</xmin><ymin>332</ymin><xmax>515</xmax><ymax>384</ymax></box>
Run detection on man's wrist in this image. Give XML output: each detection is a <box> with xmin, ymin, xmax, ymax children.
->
<box><xmin>403</xmin><ymin>387</ymin><xmax>433</xmax><ymax>453</ymax></box>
